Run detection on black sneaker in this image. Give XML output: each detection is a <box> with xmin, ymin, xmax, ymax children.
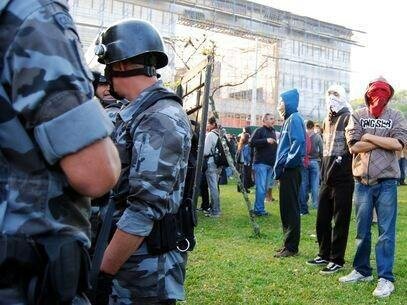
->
<box><xmin>255</xmin><ymin>211</ymin><xmax>269</xmax><ymax>217</ymax></box>
<box><xmin>275</xmin><ymin>247</ymin><xmax>285</xmax><ymax>254</ymax></box>
<box><xmin>306</xmin><ymin>256</ymin><xmax>329</xmax><ymax>266</ymax></box>
<box><xmin>203</xmin><ymin>208</ymin><xmax>211</xmax><ymax>215</ymax></box>
<box><xmin>319</xmin><ymin>262</ymin><xmax>343</xmax><ymax>274</ymax></box>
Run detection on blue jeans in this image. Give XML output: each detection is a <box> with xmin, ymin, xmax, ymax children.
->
<box><xmin>353</xmin><ymin>179</ymin><xmax>397</xmax><ymax>281</ymax></box>
<box><xmin>206</xmin><ymin>162</ymin><xmax>221</xmax><ymax>215</ymax></box>
<box><xmin>299</xmin><ymin>160</ymin><xmax>320</xmax><ymax>214</ymax></box>
<box><xmin>253</xmin><ymin>163</ymin><xmax>273</xmax><ymax>215</ymax></box>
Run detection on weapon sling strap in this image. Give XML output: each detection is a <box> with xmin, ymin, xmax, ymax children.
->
<box><xmin>89</xmin><ymin>88</ymin><xmax>182</xmax><ymax>288</ymax></box>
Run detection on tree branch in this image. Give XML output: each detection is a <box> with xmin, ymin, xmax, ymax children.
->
<box><xmin>210</xmin><ymin>59</ymin><xmax>269</xmax><ymax>98</ymax></box>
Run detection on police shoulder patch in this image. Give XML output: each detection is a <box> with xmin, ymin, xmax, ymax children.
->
<box><xmin>53</xmin><ymin>12</ymin><xmax>75</xmax><ymax>32</ymax></box>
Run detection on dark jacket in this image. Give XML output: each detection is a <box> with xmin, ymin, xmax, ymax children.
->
<box><xmin>249</xmin><ymin>125</ymin><xmax>277</xmax><ymax>166</ymax></box>
<box><xmin>309</xmin><ymin>133</ymin><xmax>323</xmax><ymax>161</ymax></box>
<box><xmin>321</xmin><ymin>108</ymin><xmax>353</xmax><ymax>185</ymax></box>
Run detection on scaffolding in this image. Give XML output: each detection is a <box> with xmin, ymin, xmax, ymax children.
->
<box><xmin>72</xmin><ymin>0</ymin><xmax>363</xmax><ymax>126</ymax></box>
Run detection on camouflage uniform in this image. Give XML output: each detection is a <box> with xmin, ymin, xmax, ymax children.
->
<box><xmin>110</xmin><ymin>81</ymin><xmax>191</xmax><ymax>304</ymax></box>
<box><xmin>0</xmin><ymin>0</ymin><xmax>113</xmax><ymax>303</ymax></box>
<box><xmin>105</xmin><ymin>101</ymin><xmax>123</xmax><ymax>124</ymax></box>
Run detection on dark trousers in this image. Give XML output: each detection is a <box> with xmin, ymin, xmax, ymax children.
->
<box><xmin>279</xmin><ymin>167</ymin><xmax>301</xmax><ymax>252</ymax></box>
<box><xmin>243</xmin><ymin>165</ymin><xmax>254</xmax><ymax>189</ymax></box>
<box><xmin>399</xmin><ymin>157</ymin><xmax>406</xmax><ymax>183</ymax></box>
<box><xmin>316</xmin><ymin>182</ymin><xmax>354</xmax><ymax>266</ymax></box>
<box><xmin>237</xmin><ymin>164</ymin><xmax>252</xmax><ymax>192</ymax></box>
<box><xmin>200</xmin><ymin>171</ymin><xmax>210</xmax><ymax>210</ymax></box>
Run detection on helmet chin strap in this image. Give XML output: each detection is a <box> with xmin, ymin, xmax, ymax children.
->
<box><xmin>104</xmin><ymin>65</ymin><xmax>158</xmax><ymax>100</ymax></box>
<box><xmin>107</xmin><ymin>66</ymin><xmax>157</xmax><ymax>78</ymax></box>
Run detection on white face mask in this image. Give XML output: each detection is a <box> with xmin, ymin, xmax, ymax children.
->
<box><xmin>326</xmin><ymin>94</ymin><xmax>346</xmax><ymax>114</ymax></box>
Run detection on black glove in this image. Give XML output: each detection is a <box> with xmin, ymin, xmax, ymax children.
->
<box><xmin>87</xmin><ymin>272</ymin><xmax>114</xmax><ymax>305</ymax></box>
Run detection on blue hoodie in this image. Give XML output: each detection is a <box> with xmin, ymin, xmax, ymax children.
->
<box><xmin>273</xmin><ymin>89</ymin><xmax>306</xmax><ymax>179</ymax></box>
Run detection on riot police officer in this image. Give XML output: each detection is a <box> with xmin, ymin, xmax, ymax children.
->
<box><xmin>95</xmin><ymin>19</ymin><xmax>192</xmax><ymax>304</ymax></box>
<box><xmin>91</xmin><ymin>70</ymin><xmax>122</xmax><ymax>125</ymax></box>
<box><xmin>0</xmin><ymin>1</ymin><xmax>121</xmax><ymax>304</ymax></box>
<box><xmin>92</xmin><ymin>70</ymin><xmax>117</xmax><ymax>107</ymax></box>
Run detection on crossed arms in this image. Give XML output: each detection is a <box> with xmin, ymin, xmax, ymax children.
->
<box><xmin>350</xmin><ymin>133</ymin><xmax>403</xmax><ymax>154</ymax></box>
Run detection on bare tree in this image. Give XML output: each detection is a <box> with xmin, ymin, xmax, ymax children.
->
<box><xmin>166</xmin><ymin>35</ymin><xmax>266</xmax><ymax>236</ymax></box>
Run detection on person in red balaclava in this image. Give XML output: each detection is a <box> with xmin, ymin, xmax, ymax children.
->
<box><xmin>365</xmin><ymin>79</ymin><xmax>392</xmax><ymax>118</ymax></box>
<box><xmin>342</xmin><ymin>77</ymin><xmax>407</xmax><ymax>298</ymax></box>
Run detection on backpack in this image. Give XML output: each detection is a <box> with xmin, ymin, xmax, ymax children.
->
<box><xmin>211</xmin><ymin>131</ymin><xmax>230</xmax><ymax>167</ymax></box>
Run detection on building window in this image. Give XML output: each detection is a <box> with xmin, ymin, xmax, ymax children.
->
<box><xmin>301</xmin><ymin>77</ymin><xmax>307</xmax><ymax>89</ymax></box>
<box><xmin>123</xmin><ymin>2</ymin><xmax>134</xmax><ymax>18</ymax></box>
<box><xmin>320</xmin><ymin>47</ymin><xmax>326</xmax><ymax>60</ymax></box>
<box><xmin>141</xmin><ymin>6</ymin><xmax>151</xmax><ymax>20</ymax></box>
<box><xmin>301</xmin><ymin>43</ymin><xmax>307</xmax><ymax>56</ymax></box>
<box><xmin>111</xmin><ymin>0</ymin><xmax>124</xmax><ymax>15</ymax></box>
<box><xmin>151</xmin><ymin>9</ymin><xmax>163</xmax><ymax>25</ymax></box>
<box><xmin>314</xmin><ymin>47</ymin><xmax>320</xmax><ymax>59</ymax></box>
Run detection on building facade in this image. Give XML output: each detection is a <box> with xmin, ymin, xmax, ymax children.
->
<box><xmin>70</xmin><ymin>0</ymin><xmax>360</xmax><ymax>127</ymax></box>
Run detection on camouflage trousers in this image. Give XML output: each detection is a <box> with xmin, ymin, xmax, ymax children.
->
<box><xmin>109</xmin><ymin>250</ymin><xmax>187</xmax><ymax>305</ymax></box>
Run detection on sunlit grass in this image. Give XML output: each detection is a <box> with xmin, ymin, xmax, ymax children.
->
<box><xmin>183</xmin><ymin>181</ymin><xmax>407</xmax><ymax>305</ymax></box>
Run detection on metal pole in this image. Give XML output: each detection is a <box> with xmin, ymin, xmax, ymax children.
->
<box><xmin>250</xmin><ymin>37</ymin><xmax>258</xmax><ymax>126</ymax></box>
<box><xmin>192</xmin><ymin>55</ymin><xmax>213</xmax><ymax>208</ymax></box>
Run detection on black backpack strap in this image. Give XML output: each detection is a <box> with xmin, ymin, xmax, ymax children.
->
<box><xmin>124</xmin><ymin>89</ymin><xmax>182</xmax><ymax>141</ymax></box>
<box><xmin>208</xmin><ymin>130</ymin><xmax>220</xmax><ymax>155</ymax></box>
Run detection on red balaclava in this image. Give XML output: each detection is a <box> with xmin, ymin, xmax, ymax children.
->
<box><xmin>365</xmin><ymin>80</ymin><xmax>392</xmax><ymax>118</ymax></box>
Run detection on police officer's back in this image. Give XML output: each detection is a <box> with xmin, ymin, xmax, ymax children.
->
<box><xmin>95</xmin><ymin>19</ymin><xmax>192</xmax><ymax>304</ymax></box>
<box><xmin>0</xmin><ymin>1</ymin><xmax>121</xmax><ymax>304</ymax></box>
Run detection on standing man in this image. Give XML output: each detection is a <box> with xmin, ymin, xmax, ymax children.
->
<box><xmin>306</xmin><ymin>85</ymin><xmax>354</xmax><ymax>275</ymax></box>
<box><xmin>299</xmin><ymin>120</ymin><xmax>323</xmax><ymax>215</ymax></box>
<box><xmin>97</xmin><ymin>19</ymin><xmax>192</xmax><ymax>304</ymax></box>
<box><xmin>273</xmin><ymin>89</ymin><xmax>306</xmax><ymax>258</ymax></box>
<box><xmin>341</xmin><ymin>77</ymin><xmax>407</xmax><ymax>298</ymax></box>
<box><xmin>203</xmin><ymin>116</ymin><xmax>222</xmax><ymax>217</ymax></box>
<box><xmin>249</xmin><ymin>113</ymin><xmax>278</xmax><ymax>216</ymax></box>
<box><xmin>0</xmin><ymin>1</ymin><xmax>121</xmax><ymax>304</ymax></box>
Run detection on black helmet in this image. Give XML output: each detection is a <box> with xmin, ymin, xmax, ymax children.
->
<box><xmin>95</xmin><ymin>19</ymin><xmax>168</xmax><ymax>68</ymax></box>
<box><xmin>91</xmin><ymin>70</ymin><xmax>108</xmax><ymax>91</ymax></box>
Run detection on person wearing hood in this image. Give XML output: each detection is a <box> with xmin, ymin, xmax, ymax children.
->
<box><xmin>306</xmin><ymin>85</ymin><xmax>354</xmax><ymax>275</ymax></box>
<box><xmin>341</xmin><ymin>77</ymin><xmax>407</xmax><ymax>298</ymax></box>
<box><xmin>273</xmin><ymin>89</ymin><xmax>306</xmax><ymax>258</ymax></box>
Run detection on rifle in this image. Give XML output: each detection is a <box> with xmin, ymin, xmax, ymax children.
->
<box><xmin>89</xmin><ymin>196</ymin><xmax>115</xmax><ymax>289</ymax></box>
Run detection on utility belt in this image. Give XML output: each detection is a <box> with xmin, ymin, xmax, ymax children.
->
<box><xmin>0</xmin><ymin>234</ymin><xmax>91</xmax><ymax>305</ymax></box>
<box><xmin>145</xmin><ymin>213</ymin><xmax>192</xmax><ymax>255</ymax></box>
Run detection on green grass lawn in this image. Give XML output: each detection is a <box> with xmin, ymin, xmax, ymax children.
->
<box><xmin>183</xmin><ymin>181</ymin><xmax>407</xmax><ymax>305</ymax></box>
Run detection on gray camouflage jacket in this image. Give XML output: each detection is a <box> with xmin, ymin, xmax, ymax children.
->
<box><xmin>111</xmin><ymin>80</ymin><xmax>191</xmax><ymax>301</ymax></box>
<box><xmin>113</xmin><ymin>81</ymin><xmax>192</xmax><ymax>238</ymax></box>
<box><xmin>0</xmin><ymin>0</ymin><xmax>113</xmax><ymax>246</ymax></box>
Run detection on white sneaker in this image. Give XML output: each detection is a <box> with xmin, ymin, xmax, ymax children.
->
<box><xmin>339</xmin><ymin>269</ymin><xmax>374</xmax><ymax>283</ymax></box>
<box><xmin>372</xmin><ymin>278</ymin><xmax>394</xmax><ymax>298</ymax></box>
